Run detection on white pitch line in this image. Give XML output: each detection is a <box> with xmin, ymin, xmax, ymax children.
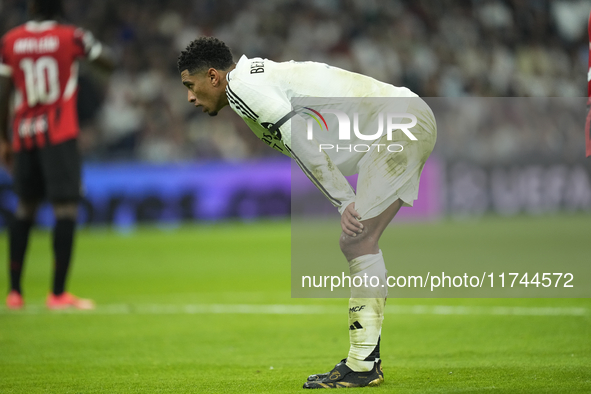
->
<box><xmin>0</xmin><ymin>304</ymin><xmax>588</xmax><ymax>316</ymax></box>
<box><xmin>386</xmin><ymin>305</ymin><xmax>589</xmax><ymax>316</ymax></box>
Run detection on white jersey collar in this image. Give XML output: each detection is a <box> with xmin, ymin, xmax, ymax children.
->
<box><xmin>25</xmin><ymin>20</ymin><xmax>57</xmax><ymax>32</ymax></box>
<box><xmin>228</xmin><ymin>55</ymin><xmax>249</xmax><ymax>81</ymax></box>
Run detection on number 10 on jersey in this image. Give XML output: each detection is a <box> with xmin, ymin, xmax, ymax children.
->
<box><xmin>19</xmin><ymin>56</ymin><xmax>60</xmax><ymax>107</ymax></box>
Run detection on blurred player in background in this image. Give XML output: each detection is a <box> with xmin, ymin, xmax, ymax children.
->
<box><xmin>178</xmin><ymin>37</ymin><xmax>436</xmax><ymax>389</ymax></box>
<box><xmin>586</xmin><ymin>9</ymin><xmax>591</xmax><ymax>158</ymax></box>
<box><xmin>0</xmin><ymin>0</ymin><xmax>114</xmax><ymax>310</ymax></box>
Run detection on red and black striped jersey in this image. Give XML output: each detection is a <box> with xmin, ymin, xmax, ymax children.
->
<box><xmin>0</xmin><ymin>20</ymin><xmax>102</xmax><ymax>151</ymax></box>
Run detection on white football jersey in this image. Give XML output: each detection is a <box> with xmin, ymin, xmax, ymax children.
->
<box><xmin>226</xmin><ymin>55</ymin><xmax>418</xmax><ymax>214</ymax></box>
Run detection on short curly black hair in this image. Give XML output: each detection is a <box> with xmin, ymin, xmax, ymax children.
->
<box><xmin>31</xmin><ymin>0</ymin><xmax>64</xmax><ymax>19</ymax></box>
<box><xmin>177</xmin><ymin>37</ymin><xmax>234</xmax><ymax>74</ymax></box>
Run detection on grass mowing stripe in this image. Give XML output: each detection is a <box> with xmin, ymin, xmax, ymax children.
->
<box><xmin>1</xmin><ymin>304</ymin><xmax>588</xmax><ymax>316</ymax></box>
<box><xmin>1</xmin><ymin>217</ymin><xmax>589</xmax><ymax>393</ymax></box>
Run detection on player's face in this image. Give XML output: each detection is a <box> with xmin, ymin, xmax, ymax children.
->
<box><xmin>181</xmin><ymin>69</ymin><xmax>224</xmax><ymax>116</ymax></box>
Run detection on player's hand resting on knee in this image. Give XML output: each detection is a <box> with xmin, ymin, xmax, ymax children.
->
<box><xmin>341</xmin><ymin>202</ymin><xmax>363</xmax><ymax>237</ymax></box>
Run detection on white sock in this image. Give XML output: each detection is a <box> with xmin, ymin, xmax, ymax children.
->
<box><xmin>346</xmin><ymin>250</ymin><xmax>387</xmax><ymax>372</ymax></box>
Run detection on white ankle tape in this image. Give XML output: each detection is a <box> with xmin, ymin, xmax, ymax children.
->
<box><xmin>347</xmin><ymin>297</ymin><xmax>384</xmax><ymax>372</ymax></box>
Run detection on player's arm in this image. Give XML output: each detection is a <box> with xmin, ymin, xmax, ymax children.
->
<box><xmin>230</xmin><ymin>81</ymin><xmax>359</xmax><ymax>234</ymax></box>
<box><xmin>0</xmin><ymin>52</ymin><xmax>14</xmax><ymax>170</ymax></box>
<box><xmin>89</xmin><ymin>45</ymin><xmax>115</xmax><ymax>73</ymax></box>
<box><xmin>285</xmin><ymin>116</ymin><xmax>361</xmax><ymax>235</ymax></box>
<box><xmin>74</xmin><ymin>28</ymin><xmax>115</xmax><ymax>73</ymax></box>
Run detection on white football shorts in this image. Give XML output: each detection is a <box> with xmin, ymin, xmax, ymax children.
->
<box><xmin>354</xmin><ymin>98</ymin><xmax>437</xmax><ymax>220</ymax></box>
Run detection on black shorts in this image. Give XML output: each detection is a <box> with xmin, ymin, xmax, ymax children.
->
<box><xmin>13</xmin><ymin>139</ymin><xmax>81</xmax><ymax>202</ymax></box>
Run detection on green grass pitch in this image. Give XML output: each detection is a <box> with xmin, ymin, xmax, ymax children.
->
<box><xmin>0</xmin><ymin>215</ymin><xmax>590</xmax><ymax>393</ymax></box>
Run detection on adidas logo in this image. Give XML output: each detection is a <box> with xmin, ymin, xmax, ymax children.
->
<box><xmin>349</xmin><ymin>321</ymin><xmax>363</xmax><ymax>330</ymax></box>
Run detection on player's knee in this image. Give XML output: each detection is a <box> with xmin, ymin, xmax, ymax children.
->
<box><xmin>339</xmin><ymin>231</ymin><xmax>376</xmax><ymax>261</ymax></box>
<box><xmin>52</xmin><ymin>200</ymin><xmax>79</xmax><ymax>220</ymax></box>
<box><xmin>339</xmin><ymin>232</ymin><xmax>356</xmax><ymax>259</ymax></box>
<box><xmin>16</xmin><ymin>200</ymin><xmax>40</xmax><ymax>220</ymax></box>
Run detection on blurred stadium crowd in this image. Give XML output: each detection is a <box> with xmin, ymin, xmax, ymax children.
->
<box><xmin>1</xmin><ymin>0</ymin><xmax>588</xmax><ymax>162</ymax></box>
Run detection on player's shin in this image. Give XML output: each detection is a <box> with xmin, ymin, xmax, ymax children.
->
<box><xmin>52</xmin><ymin>218</ymin><xmax>76</xmax><ymax>295</ymax></box>
<box><xmin>346</xmin><ymin>250</ymin><xmax>387</xmax><ymax>372</ymax></box>
<box><xmin>8</xmin><ymin>218</ymin><xmax>34</xmax><ymax>294</ymax></box>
